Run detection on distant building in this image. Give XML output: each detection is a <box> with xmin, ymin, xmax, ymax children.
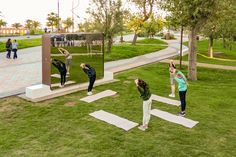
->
<box><xmin>0</xmin><ymin>27</ymin><xmax>27</xmax><ymax>35</ymax></box>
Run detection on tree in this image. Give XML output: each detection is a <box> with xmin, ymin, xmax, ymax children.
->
<box><xmin>87</xmin><ymin>0</ymin><xmax>125</xmax><ymax>53</ymax></box>
<box><xmin>0</xmin><ymin>19</ymin><xmax>7</xmax><ymax>28</ymax></box>
<box><xmin>32</xmin><ymin>21</ymin><xmax>41</xmax><ymax>30</ymax></box>
<box><xmin>63</xmin><ymin>17</ymin><xmax>74</xmax><ymax>32</ymax></box>
<box><xmin>129</xmin><ymin>0</ymin><xmax>155</xmax><ymax>44</ymax></box>
<box><xmin>25</xmin><ymin>19</ymin><xmax>33</xmax><ymax>30</ymax></box>
<box><xmin>201</xmin><ymin>0</ymin><xmax>235</xmax><ymax>58</ymax></box>
<box><xmin>143</xmin><ymin>15</ymin><xmax>164</xmax><ymax>38</ymax></box>
<box><xmin>161</xmin><ymin>0</ymin><xmax>219</xmax><ymax>81</ymax></box>
<box><xmin>46</xmin><ymin>12</ymin><xmax>60</xmax><ymax>32</ymax></box>
<box><xmin>12</xmin><ymin>23</ymin><xmax>22</xmax><ymax>29</ymax></box>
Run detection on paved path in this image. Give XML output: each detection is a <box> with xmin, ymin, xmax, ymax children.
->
<box><xmin>161</xmin><ymin>60</ymin><xmax>236</xmax><ymax>71</ymax></box>
<box><xmin>105</xmin><ymin>38</ymin><xmax>189</xmax><ymax>73</ymax></box>
<box><xmin>0</xmin><ymin>35</ymin><xmax>42</xmax><ymax>41</ymax></box>
<box><xmin>0</xmin><ymin>46</ymin><xmax>42</xmax><ymax>98</ymax></box>
<box><xmin>0</xmin><ymin>35</ymin><xmax>187</xmax><ymax>98</ymax></box>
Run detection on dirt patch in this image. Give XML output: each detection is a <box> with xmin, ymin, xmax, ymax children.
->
<box><xmin>127</xmin><ymin>76</ymin><xmax>138</xmax><ymax>80</ymax></box>
<box><xmin>0</xmin><ymin>105</ymin><xmax>17</xmax><ymax>113</ymax></box>
<box><xmin>123</xmin><ymin>80</ymin><xmax>131</xmax><ymax>84</ymax></box>
<box><xmin>64</xmin><ymin>102</ymin><xmax>76</xmax><ymax>107</ymax></box>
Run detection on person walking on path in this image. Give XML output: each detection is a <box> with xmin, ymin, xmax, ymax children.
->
<box><xmin>80</xmin><ymin>63</ymin><xmax>96</xmax><ymax>96</ymax></box>
<box><xmin>52</xmin><ymin>59</ymin><xmax>67</xmax><ymax>88</ymax></box>
<box><xmin>12</xmin><ymin>40</ymin><xmax>18</xmax><ymax>59</ymax></box>
<box><xmin>169</xmin><ymin>60</ymin><xmax>176</xmax><ymax>97</ymax></box>
<box><xmin>173</xmin><ymin>69</ymin><xmax>188</xmax><ymax>117</ymax></box>
<box><xmin>6</xmin><ymin>38</ymin><xmax>12</xmax><ymax>59</ymax></box>
<box><xmin>135</xmin><ymin>79</ymin><xmax>152</xmax><ymax>131</ymax></box>
<box><xmin>58</xmin><ymin>48</ymin><xmax>72</xmax><ymax>75</ymax></box>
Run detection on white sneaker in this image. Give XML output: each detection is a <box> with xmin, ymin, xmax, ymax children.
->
<box><xmin>169</xmin><ymin>94</ymin><xmax>175</xmax><ymax>98</ymax></box>
<box><xmin>87</xmin><ymin>92</ymin><xmax>93</xmax><ymax>96</ymax></box>
<box><xmin>59</xmin><ymin>84</ymin><xmax>64</xmax><ymax>88</ymax></box>
<box><xmin>138</xmin><ymin>125</ymin><xmax>146</xmax><ymax>131</ymax></box>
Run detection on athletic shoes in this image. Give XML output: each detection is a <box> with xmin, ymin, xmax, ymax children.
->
<box><xmin>178</xmin><ymin>112</ymin><xmax>186</xmax><ymax>117</ymax></box>
<box><xmin>138</xmin><ymin>125</ymin><xmax>146</xmax><ymax>131</ymax></box>
<box><xmin>169</xmin><ymin>94</ymin><xmax>175</xmax><ymax>98</ymax></box>
<box><xmin>87</xmin><ymin>92</ymin><xmax>93</xmax><ymax>96</ymax></box>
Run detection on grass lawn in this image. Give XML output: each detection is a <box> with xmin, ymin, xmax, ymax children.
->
<box><xmin>0</xmin><ymin>63</ymin><xmax>236</xmax><ymax>156</ymax></box>
<box><xmin>105</xmin><ymin>39</ymin><xmax>167</xmax><ymax>61</ymax></box>
<box><xmin>182</xmin><ymin>40</ymin><xmax>236</xmax><ymax>66</ymax></box>
<box><xmin>0</xmin><ymin>38</ymin><xmax>42</xmax><ymax>52</ymax></box>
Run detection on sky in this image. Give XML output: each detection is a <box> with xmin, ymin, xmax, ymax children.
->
<box><xmin>0</xmin><ymin>0</ymin><xmax>89</xmax><ymax>27</ymax></box>
<box><xmin>0</xmin><ymin>0</ymin><xmax>166</xmax><ymax>28</ymax></box>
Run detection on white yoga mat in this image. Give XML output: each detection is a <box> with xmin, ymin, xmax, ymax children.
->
<box><xmin>151</xmin><ymin>94</ymin><xmax>180</xmax><ymax>106</ymax></box>
<box><xmin>89</xmin><ymin>110</ymin><xmax>138</xmax><ymax>131</ymax></box>
<box><xmin>151</xmin><ymin>109</ymin><xmax>199</xmax><ymax>128</ymax></box>
<box><xmin>80</xmin><ymin>90</ymin><xmax>117</xmax><ymax>103</ymax></box>
<box><xmin>51</xmin><ymin>81</ymin><xmax>76</xmax><ymax>88</ymax></box>
<box><xmin>51</xmin><ymin>74</ymin><xmax>69</xmax><ymax>78</ymax></box>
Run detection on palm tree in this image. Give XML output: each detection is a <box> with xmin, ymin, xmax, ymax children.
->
<box><xmin>25</xmin><ymin>19</ymin><xmax>33</xmax><ymax>30</ymax></box>
<box><xmin>63</xmin><ymin>17</ymin><xmax>74</xmax><ymax>32</ymax></box>
<box><xmin>32</xmin><ymin>21</ymin><xmax>41</xmax><ymax>30</ymax></box>
<box><xmin>0</xmin><ymin>19</ymin><xmax>7</xmax><ymax>28</ymax></box>
<box><xmin>12</xmin><ymin>23</ymin><xmax>22</xmax><ymax>29</ymax></box>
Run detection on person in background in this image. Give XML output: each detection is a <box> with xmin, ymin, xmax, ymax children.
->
<box><xmin>80</xmin><ymin>63</ymin><xmax>96</xmax><ymax>96</ymax></box>
<box><xmin>173</xmin><ymin>69</ymin><xmax>188</xmax><ymax>117</ymax></box>
<box><xmin>52</xmin><ymin>59</ymin><xmax>67</xmax><ymax>88</ymax></box>
<box><xmin>12</xmin><ymin>40</ymin><xmax>18</xmax><ymax>59</ymax></box>
<box><xmin>58</xmin><ymin>48</ymin><xmax>72</xmax><ymax>75</ymax></box>
<box><xmin>169</xmin><ymin>60</ymin><xmax>176</xmax><ymax>97</ymax></box>
<box><xmin>6</xmin><ymin>38</ymin><xmax>12</xmax><ymax>59</ymax></box>
<box><xmin>135</xmin><ymin>79</ymin><xmax>152</xmax><ymax>131</ymax></box>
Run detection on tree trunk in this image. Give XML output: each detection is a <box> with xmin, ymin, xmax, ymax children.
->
<box><xmin>132</xmin><ymin>33</ymin><xmax>138</xmax><ymax>45</ymax></box>
<box><xmin>120</xmin><ymin>33</ymin><xmax>124</xmax><ymax>43</ymax></box>
<box><xmin>188</xmin><ymin>27</ymin><xmax>198</xmax><ymax>81</ymax></box>
<box><xmin>179</xmin><ymin>26</ymin><xmax>184</xmax><ymax>70</ymax></box>
<box><xmin>222</xmin><ymin>34</ymin><xmax>226</xmax><ymax>48</ymax></box>
<box><xmin>107</xmin><ymin>35</ymin><xmax>113</xmax><ymax>53</ymax></box>
<box><xmin>208</xmin><ymin>35</ymin><xmax>214</xmax><ymax>58</ymax></box>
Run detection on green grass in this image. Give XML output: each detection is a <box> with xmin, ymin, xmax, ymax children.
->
<box><xmin>105</xmin><ymin>39</ymin><xmax>167</xmax><ymax>61</ymax></box>
<box><xmin>0</xmin><ymin>63</ymin><xmax>236</xmax><ymax>156</ymax></box>
<box><xmin>182</xmin><ymin>40</ymin><xmax>236</xmax><ymax>66</ymax></box>
<box><xmin>0</xmin><ymin>38</ymin><xmax>42</xmax><ymax>52</ymax></box>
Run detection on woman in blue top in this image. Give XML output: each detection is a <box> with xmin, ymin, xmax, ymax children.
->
<box><xmin>173</xmin><ymin>69</ymin><xmax>188</xmax><ymax>116</ymax></box>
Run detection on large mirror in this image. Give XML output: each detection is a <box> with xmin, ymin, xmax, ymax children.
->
<box><xmin>50</xmin><ymin>33</ymin><xmax>104</xmax><ymax>89</ymax></box>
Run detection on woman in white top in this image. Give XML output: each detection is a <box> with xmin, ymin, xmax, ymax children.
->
<box><xmin>12</xmin><ymin>40</ymin><xmax>18</xmax><ymax>59</ymax></box>
<box><xmin>58</xmin><ymin>48</ymin><xmax>72</xmax><ymax>75</ymax></box>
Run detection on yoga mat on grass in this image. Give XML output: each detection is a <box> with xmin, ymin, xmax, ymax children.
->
<box><xmin>151</xmin><ymin>109</ymin><xmax>199</xmax><ymax>128</ymax></box>
<box><xmin>80</xmin><ymin>90</ymin><xmax>117</xmax><ymax>103</ymax></box>
<box><xmin>89</xmin><ymin>110</ymin><xmax>139</xmax><ymax>131</ymax></box>
<box><xmin>151</xmin><ymin>94</ymin><xmax>181</xmax><ymax>106</ymax></box>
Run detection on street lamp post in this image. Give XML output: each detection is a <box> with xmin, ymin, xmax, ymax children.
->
<box><xmin>57</xmin><ymin>0</ymin><xmax>60</xmax><ymax>32</ymax></box>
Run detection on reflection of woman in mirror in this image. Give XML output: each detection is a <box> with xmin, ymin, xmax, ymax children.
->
<box><xmin>80</xmin><ymin>63</ymin><xmax>96</xmax><ymax>96</ymax></box>
<box><xmin>52</xmin><ymin>59</ymin><xmax>67</xmax><ymax>88</ymax></box>
<box><xmin>58</xmin><ymin>48</ymin><xmax>72</xmax><ymax>75</ymax></box>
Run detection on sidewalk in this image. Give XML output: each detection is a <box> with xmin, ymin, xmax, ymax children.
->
<box><xmin>161</xmin><ymin>59</ymin><xmax>236</xmax><ymax>71</ymax></box>
<box><xmin>0</xmin><ymin>46</ymin><xmax>42</xmax><ymax>98</ymax></box>
<box><xmin>105</xmin><ymin>38</ymin><xmax>188</xmax><ymax>73</ymax></box>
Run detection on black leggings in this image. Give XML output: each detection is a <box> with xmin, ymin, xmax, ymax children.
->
<box><xmin>179</xmin><ymin>90</ymin><xmax>187</xmax><ymax>112</ymax></box>
<box><xmin>6</xmin><ymin>50</ymin><xmax>11</xmax><ymax>58</ymax></box>
<box><xmin>88</xmin><ymin>75</ymin><xmax>96</xmax><ymax>92</ymax></box>
<box><xmin>60</xmin><ymin>72</ymin><xmax>67</xmax><ymax>86</ymax></box>
<box><xmin>13</xmin><ymin>49</ymin><xmax>17</xmax><ymax>59</ymax></box>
